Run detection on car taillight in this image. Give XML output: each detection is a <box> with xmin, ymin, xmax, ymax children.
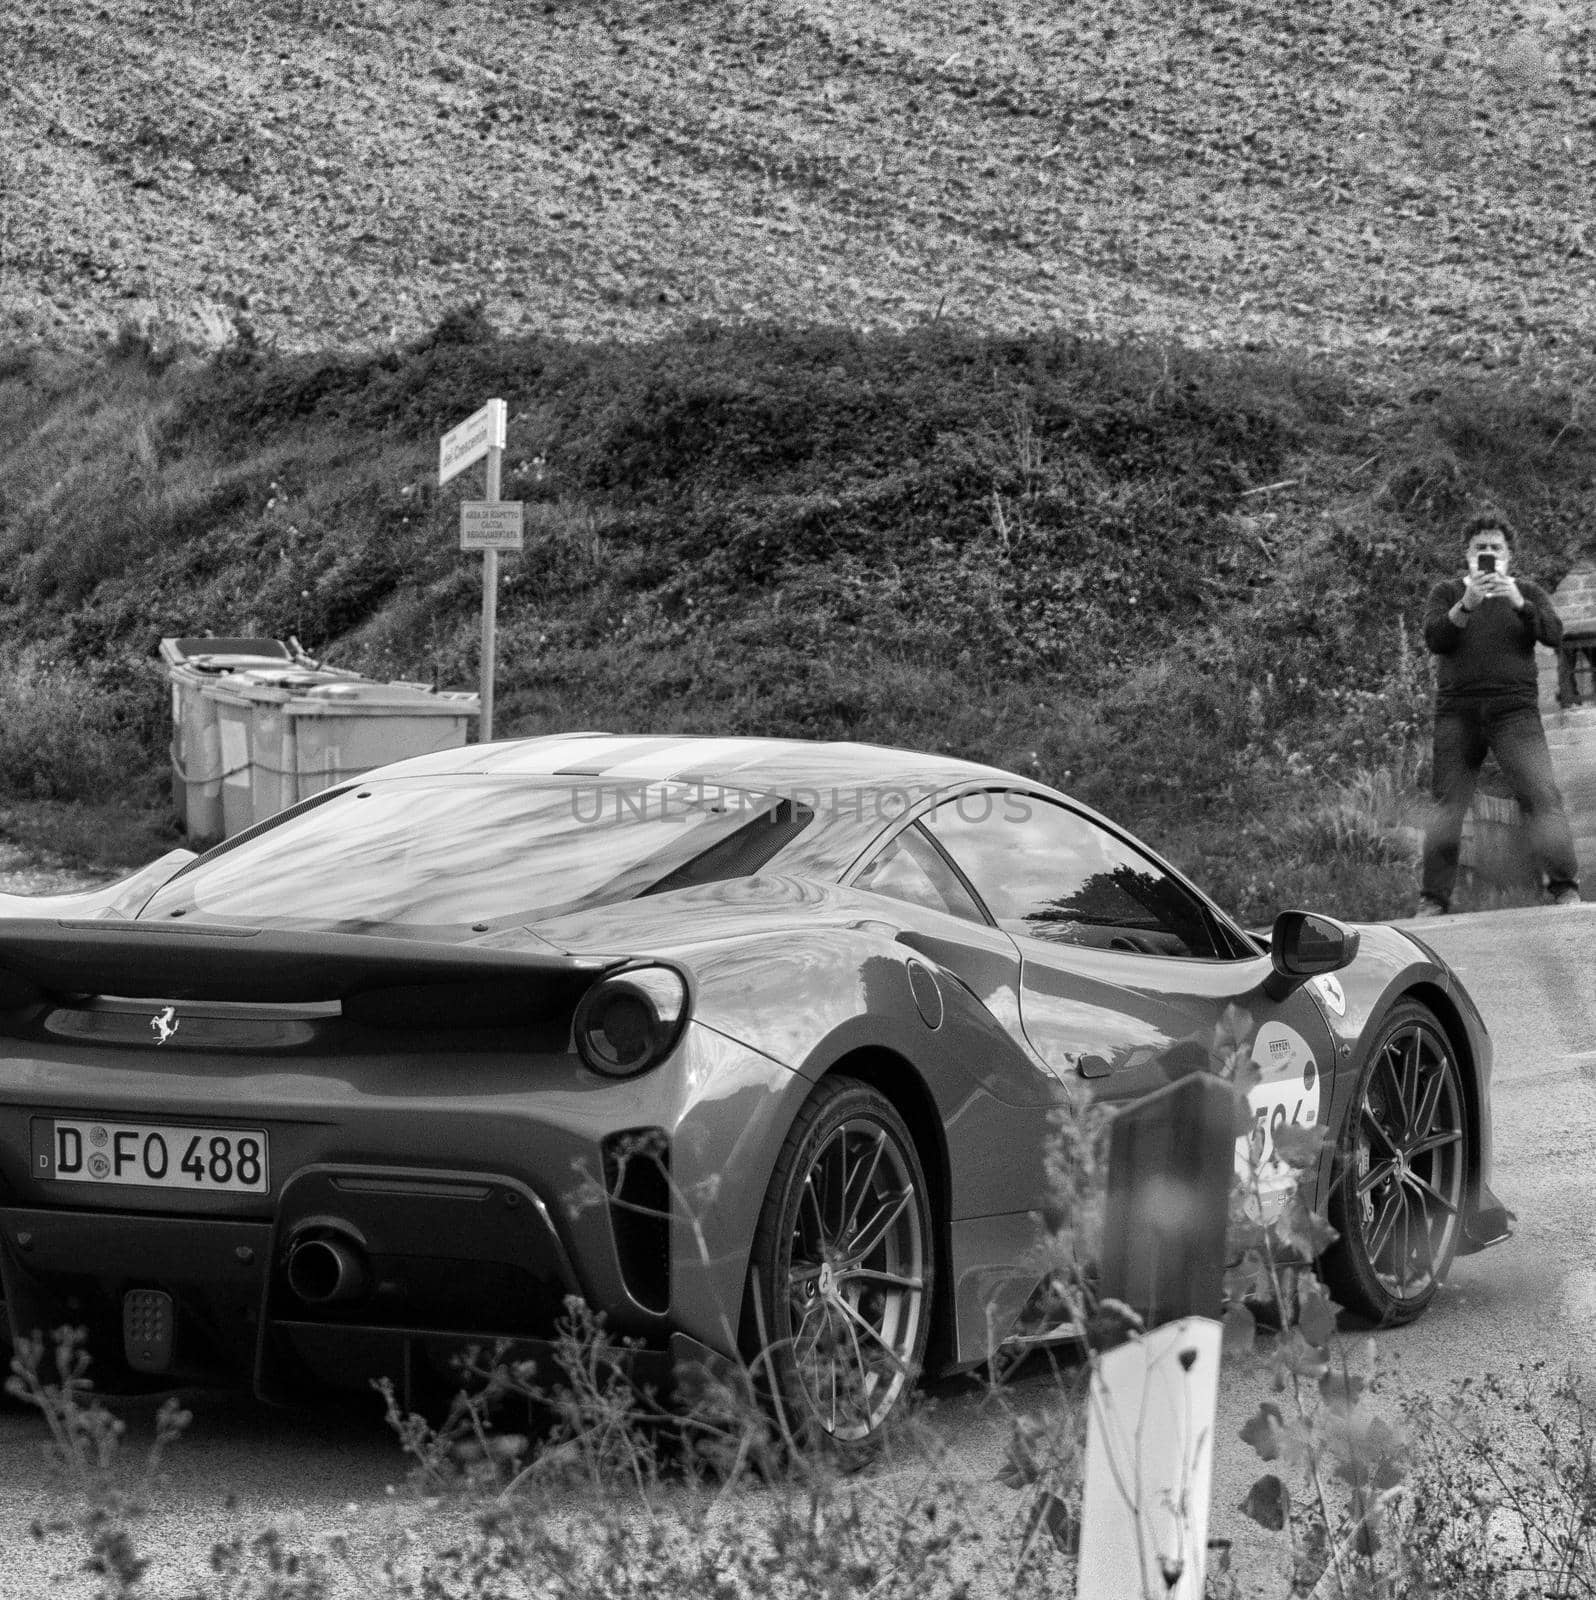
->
<box><xmin>573</xmin><ymin>966</ymin><xmax>689</xmax><ymax>1078</ymax></box>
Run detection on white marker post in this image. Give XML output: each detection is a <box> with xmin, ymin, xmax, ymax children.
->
<box><xmin>439</xmin><ymin>398</ymin><xmax>512</xmax><ymax>741</ymax></box>
<box><xmin>1075</xmin><ymin>1318</ymin><xmax>1223</xmax><ymax>1600</ymax></box>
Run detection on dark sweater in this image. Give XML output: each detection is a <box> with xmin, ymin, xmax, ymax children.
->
<box><xmin>1423</xmin><ymin>576</ymin><xmax>1562</xmax><ymax>711</ymax></box>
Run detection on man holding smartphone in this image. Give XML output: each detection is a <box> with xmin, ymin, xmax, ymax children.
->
<box><xmin>1416</xmin><ymin>513</ymin><xmax>1580</xmax><ymax>915</ymax></box>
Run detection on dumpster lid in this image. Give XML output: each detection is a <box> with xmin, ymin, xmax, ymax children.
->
<box><xmin>291</xmin><ymin>681</ymin><xmax>481</xmax><ymax>713</ymax></box>
<box><xmin>183</xmin><ymin>654</ymin><xmax>301</xmax><ymax>675</ymax></box>
<box><xmin>159</xmin><ymin>637</ymin><xmax>297</xmax><ymax>671</ymax></box>
<box><xmin>200</xmin><ymin>667</ymin><xmax>361</xmax><ymax>703</ymax></box>
<box><xmin>234</xmin><ymin>667</ymin><xmax>357</xmax><ymax>689</ymax></box>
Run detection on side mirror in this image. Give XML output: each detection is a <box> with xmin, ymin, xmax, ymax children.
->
<box><xmin>1265</xmin><ymin>910</ymin><xmax>1359</xmax><ymax>1000</ymax></box>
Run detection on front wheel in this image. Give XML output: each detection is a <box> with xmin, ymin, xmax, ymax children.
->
<box><xmin>1321</xmin><ymin>1001</ymin><xmax>1468</xmax><ymax>1326</ymax></box>
<box><xmin>744</xmin><ymin>1077</ymin><xmax>934</xmax><ymax>1449</ymax></box>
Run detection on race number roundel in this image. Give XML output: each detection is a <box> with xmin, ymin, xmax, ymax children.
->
<box><xmin>1237</xmin><ymin>1020</ymin><xmax>1322</xmax><ymax>1215</ymax></box>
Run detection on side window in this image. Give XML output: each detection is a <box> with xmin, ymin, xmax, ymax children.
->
<box><xmin>923</xmin><ymin>792</ymin><xmax>1228</xmax><ymax>959</ymax></box>
<box><xmin>852</xmin><ymin>824</ymin><xmax>986</xmax><ymax>924</ymax></box>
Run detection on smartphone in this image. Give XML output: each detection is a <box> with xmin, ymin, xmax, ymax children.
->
<box><xmin>1477</xmin><ymin>553</ymin><xmax>1497</xmax><ymax>574</ymax></box>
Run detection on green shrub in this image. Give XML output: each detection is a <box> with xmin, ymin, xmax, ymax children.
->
<box><xmin>0</xmin><ymin>661</ymin><xmax>160</xmax><ymax>803</ymax></box>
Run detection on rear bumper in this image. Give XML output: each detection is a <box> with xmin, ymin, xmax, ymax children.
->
<box><xmin>0</xmin><ymin>1162</ymin><xmax>586</xmax><ymax>1399</ymax></box>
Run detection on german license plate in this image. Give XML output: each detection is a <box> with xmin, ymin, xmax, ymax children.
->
<box><xmin>34</xmin><ymin>1118</ymin><xmax>269</xmax><ymax>1195</ymax></box>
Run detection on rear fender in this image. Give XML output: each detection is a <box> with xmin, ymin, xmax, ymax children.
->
<box><xmin>688</xmin><ymin>928</ymin><xmax>1067</xmax><ymax>1369</ymax></box>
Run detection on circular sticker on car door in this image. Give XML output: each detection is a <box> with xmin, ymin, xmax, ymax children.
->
<box><xmin>1236</xmin><ymin>1020</ymin><xmax>1323</xmax><ymax>1218</ymax></box>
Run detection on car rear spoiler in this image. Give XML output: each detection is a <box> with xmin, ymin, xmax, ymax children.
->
<box><xmin>0</xmin><ymin>920</ymin><xmax>613</xmax><ymax>1008</ymax></box>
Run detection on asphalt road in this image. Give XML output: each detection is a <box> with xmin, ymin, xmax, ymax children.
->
<box><xmin>1</xmin><ymin>904</ymin><xmax>1592</xmax><ymax>1597</ymax></box>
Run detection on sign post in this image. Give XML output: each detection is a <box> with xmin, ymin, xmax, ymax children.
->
<box><xmin>438</xmin><ymin>399</ymin><xmax>512</xmax><ymax>742</ymax></box>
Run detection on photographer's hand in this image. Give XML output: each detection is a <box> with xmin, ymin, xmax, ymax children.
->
<box><xmin>1499</xmin><ymin>575</ymin><xmax>1526</xmax><ymax>611</ymax></box>
<box><xmin>1460</xmin><ymin>572</ymin><xmax>1492</xmax><ymax>613</ymax></box>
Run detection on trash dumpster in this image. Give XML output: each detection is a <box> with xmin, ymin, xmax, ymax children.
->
<box><xmin>283</xmin><ymin>680</ymin><xmax>480</xmax><ymax>806</ymax></box>
<box><xmin>159</xmin><ymin>637</ymin><xmax>310</xmax><ymax>846</ymax></box>
<box><xmin>202</xmin><ymin>668</ymin><xmax>360</xmax><ymax>840</ymax></box>
<box><xmin>199</xmin><ymin>675</ymin><xmax>480</xmax><ymax>836</ymax></box>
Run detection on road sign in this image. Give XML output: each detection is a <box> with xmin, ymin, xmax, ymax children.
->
<box><xmin>438</xmin><ymin>399</ymin><xmax>507</xmax><ymax>486</ymax></box>
<box><xmin>460</xmin><ymin>501</ymin><xmax>524</xmax><ymax>552</ymax></box>
<box><xmin>438</xmin><ymin>397</ymin><xmax>513</xmax><ymax>743</ymax></box>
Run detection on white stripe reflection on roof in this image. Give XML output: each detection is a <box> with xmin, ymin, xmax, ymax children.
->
<box><xmin>504</xmin><ymin>734</ymin><xmax>641</xmax><ymax>773</ymax></box>
<box><xmin>586</xmin><ymin>738</ymin><xmax>795</xmax><ymax>782</ymax></box>
<box><xmin>551</xmin><ymin>736</ymin><xmax>700</xmax><ymax>776</ymax></box>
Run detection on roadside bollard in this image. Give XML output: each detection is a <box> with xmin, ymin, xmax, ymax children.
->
<box><xmin>1097</xmin><ymin>1070</ymin><xmax>1234</xmax><ymax>1330</ymax></box>
<box><xmin>1077</xmin><ymin>1071</ymin><xmax>1236</xmax><ymax>1600</ymax></box>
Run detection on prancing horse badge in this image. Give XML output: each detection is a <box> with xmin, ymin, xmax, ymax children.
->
<box><xmin>150</xmin><ymin>1007</ymin><xmax>179</xmax><ymax>1045</ymax></box>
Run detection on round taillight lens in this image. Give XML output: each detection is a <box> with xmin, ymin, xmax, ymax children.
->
<box><xmin>574</xmin><ymin>966</ymin><xmax>689</xmax><ymax>1078</ymax></box>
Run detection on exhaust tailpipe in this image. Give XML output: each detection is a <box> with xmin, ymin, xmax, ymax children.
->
<box><xmin>286</xmin><ymin>1235</ymin><xmax>369</xmax><ymax>1306</ymax></box>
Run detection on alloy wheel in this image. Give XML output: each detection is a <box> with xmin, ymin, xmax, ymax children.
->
<box><xmin>749</xmin><ymin>1079</ymin><xmax>933</xmax><ymax>1447</ymax></box>
<box><xmin>1327</xmin><ymin>1003</ymin><xmax>1467</xmax><ymax>1323</ymax></box>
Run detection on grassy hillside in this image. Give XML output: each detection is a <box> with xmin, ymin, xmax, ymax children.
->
<box><xmin>3</xmin><ymin>316</ymin><xmax>1594</xmax><ymax>920</ymax></box>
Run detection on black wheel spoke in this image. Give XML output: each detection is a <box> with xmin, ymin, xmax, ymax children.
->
<box><xmin>1400</xmin><ymin>1192</ymin><xmax>1438</xmax><ymax>1292</ymax></box>
<box><xmin>824</xmin><ymin>1134</ymin><xmax>848</xmax><ymax>1239</ymax></box>
<box><xmin>1411</xmin><ymin>1127</ymin><xmax>1464</xmax><ymax>1159</ymax></box>
<box><xmin>827</xmin><ymin>1336</ymin><xmax>839</xmax><ymax>1433</ymax></box>
<box><xmin>835</xmin><ymin>1306</ymin><xmax>874</xmax><ymax>1421</ymax></box>
<box><xmin>1400</xmin><ymin>1033</ymin><xmax>1425</xmax><ymax>1136</ymax></box>
<box><xmin>1421</xmin><ymin>1210</ymin><xmax>1438</xmax><ymax>1280</ymax></box>
<box><xmin>840</xmin><ymin>1267</ymin><xmax>923</xmax><ymax>1293</ymax></box>
<box><xmin>1403</xmin><ymin>1170</ymin><xmax>1460</xmax><ymax>1219</ymax></box>
<box><xmin>1366</xmin><ymin>1187</ymin><xmax>1405</xmax><ymax>1265</ymax></box>
<box><xmin>841</xmin><ymin>1130</ymin><xmax>888</xmax><ymax>1242</ymax></box>
<box><xmin>1361</xmin><ymin>1106</ymin><xmax>1400</xmax><ymax>1161</ymax></box>
<box><xmin>1377</xmin><ymin>1047</ymin><xmax>1407</xmax><ymax>1131</ymax></box>
<box><xmin>800</xmin><ymin>1176</ymin><xmax>826</xmax><ymax>1256</ymax></box>
<box><xmin>1412</xmin><ymin>1065</ymin><xmax>1446</xmax><ymax>1148</ymax></box>
<box><xmin>794</xmin><ymin>1303</ymin><xmax>826</xmax><ymax>1364</ymax></box>
<box><xmin>848</xmin><ymin>1184</ymin><xmax>914</xmax><ymax>1261</ymax></box>
<box><xmin>1357</xmin><ymin>1157</ymin><xmax>1400</xmax><ymax>1201</ymax></box>
<box><xmin>835</xmin><ymin>1297</ymin><xmax>911</xmax><ymax>1376</ymax></box>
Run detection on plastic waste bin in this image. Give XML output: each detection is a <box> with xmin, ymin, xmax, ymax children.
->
<box><xmin>282</xmin><ymin>681</ymin><xmax>480</xmax><ymax>808</ymax></box>
<box><xmin>159</xmin><ymin>637</ymin><xmax>308</xmax><ymax>846</ymax></box>
<box><xmin>200</xmin><ymin>676</ymin><xmax>480</xmax><ymax>836</ymax></box>
<box><xmin>201</xmin><ymin>668</ymin><xmax>361</xmax><ymax>840</ymax></box>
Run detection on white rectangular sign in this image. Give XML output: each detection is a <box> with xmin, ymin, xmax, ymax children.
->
<box><xmin>438</xmin><ymin>398</ymin><xmax>507</xmax><ymax>486</ymax></box>
<box><xmin>460</xmin><ymin>500</ymin><xmax>524</xmax><ymax>552</ymax></box>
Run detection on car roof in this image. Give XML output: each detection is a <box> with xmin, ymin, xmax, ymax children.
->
<box><xmin>369</xmin><ymin>732</ymin><xmax>1025</xmax><ymax>794</ymax></box>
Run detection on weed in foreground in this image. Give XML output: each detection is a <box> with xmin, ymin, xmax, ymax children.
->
<box><xmin>368</xmin><ymin>1296</ymin><xmax>1062</xmax><ymax>1600</ymax></box>
<box><xmin>6</xmin><ymin>1326</ymin><xmax>190</xmax><ymax>1600</ymax></box>
<box><xmin>1399</xmin><ymin>1364</ymin><xmax>1596</xmax><ymax>1598</ymax></box>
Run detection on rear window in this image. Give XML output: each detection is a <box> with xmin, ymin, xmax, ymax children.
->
<box><xmin>142</xmin><ymin>779</ymin><xmax>812</xmax><ymax>932</ymax></box>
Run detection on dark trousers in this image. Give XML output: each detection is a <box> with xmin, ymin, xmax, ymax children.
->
<box><xmin>1421</xmin><ymin>701</ymin><xmax>1580</xmax><ymax>906</ymax></box>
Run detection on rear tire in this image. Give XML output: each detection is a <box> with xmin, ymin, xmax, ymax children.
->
<box><xmin>1321</xmin><ymin>1002</ymin><xmax>1468</xmax><ymax>1326</ymax></box>
<box><xmin>744</xmin><ymin>1077</ymin><xmax>934</xmax><ymax>1452</ymax></box>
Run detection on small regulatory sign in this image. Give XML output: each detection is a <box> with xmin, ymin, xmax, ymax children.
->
<box><xmin>460</xmin><ymin>500</ymin><xmax>524</xmax><ymax>552</ymax></box>
<box><xmin>439</xmin><ymin>399</ymin><xmax>507</xmax><ymax>486</ymax></box>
